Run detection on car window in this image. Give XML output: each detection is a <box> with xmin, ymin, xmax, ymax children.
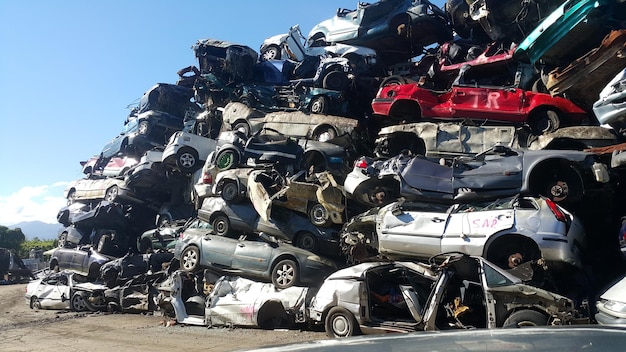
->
<box><xmin>483</xmin><ymin>262</ymin><xmax>515</xmax><ymax>287</ymax></box>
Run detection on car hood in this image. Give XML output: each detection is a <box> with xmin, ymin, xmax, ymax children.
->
<box><xmin>600</xmin><ymin>275</ymin><xmax>626</xmax><ymax>303</ymax></box>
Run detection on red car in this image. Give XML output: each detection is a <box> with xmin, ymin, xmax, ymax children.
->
<box><xmin>371</xmin><ymin>83</ymin><xmax>588</xmax><ymax>134</ymax></box>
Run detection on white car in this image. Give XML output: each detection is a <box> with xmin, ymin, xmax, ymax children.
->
<box><xmin>341</xmin><ymin>195</ymin><xmax>587</xmax><ymax>271</ymax></box>
<box><xmin>595</xmin><ymin>274</ymin><xmax>626</xmax><ymax>326</ymax></box>
<box><xmin>593</xmin><ymin>68</ymin><xmax>626</xmax><ymax>130</ymax></box>
<box><xmin>64</xmin><ymin>176</ymin><xmax>126</xmax><ymax>205</ymax></box>
<box><xmin>191</xmin><ymin>152</ymin><xmax>219</xmax><ymax>209</ymax></box>
<box><xmin>25</xmin><ymin>271</ymin><xmax>97</xmax><ymax>311</ymax></box>
<box><xmin>162</xmin><ymin>131</ymin><xmax>219</xmax><ymax>174</ymax></box>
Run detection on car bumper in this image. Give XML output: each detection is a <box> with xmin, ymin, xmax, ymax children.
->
<box><xmin>595</xmin><ymin>310</ymin><xmax>626</xmax><ymax>326</ymax></box>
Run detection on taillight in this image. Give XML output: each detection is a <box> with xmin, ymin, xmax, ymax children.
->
<box><xmin>202</xmin><ymin>172</ymin><xmax>212</xmax><ymax>184</ymax></box>
<box><xmin>545</xmin><ymin>198</ymin><xmax>567</xmax><ymax>223</ymax></box>
<box><xmin>354</xmin><ymin>158</ymin><xmax>368</xmax><ymax>169</ymax></box>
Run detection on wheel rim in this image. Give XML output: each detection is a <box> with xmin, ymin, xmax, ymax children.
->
<box><xmin>263</xmin><ymin>47</ymin><xmax>279</xmax><ymax>60</ymax></box>
<box><xmin>138</xmin><ymin>121</ymin><xmax>149</xmax><ymax>134</ymax></box>
<box><xmin>72</xmin><ymin>294</ymin><xmax>87</xmax><ymax>311</ymax></box>
<box><xmin>297</xmin><ymin>234</ymin><xmax>317</xmax><ymax>252</ymax></box>
<box><xmin>309</xmin><ymin>204</ymin><xmax>329</xmax><ymax>226</ymax></box>
<box><xmin>179</xmin><ymin>153</ymin><xmax>196</xmax><ymax>169</ymax></box>
<box><xmin>182</xmin><ymin>248</ymin><xmax>198</xmax><ymax>271</ymax></box>
<box><xmin>331</xmin><ymin>315</ymin><xmax>350</xmax><ymax>336</ymax></box>
<box><xmin>222</xmin><ymin>182</ymin><xmax>238</xmax><ymax>201</ymax></box>
<box><xmin>105</xmin><ymin>186</ymin><xmax>118</xmax><ymax>201</ymax></box>
<box><xmin>311</xmin><ymin>98</ymin><xmax>326</xmax><ymax>114</ymax></box>
<box><xmin>548</xmin><ymin>180</ymin><xmax>569</xmax><ymax>202</ymax></box>
<box><xmin>213</xmin><ymin>217</ymin><xmax>228</xmax><ymax>236</ymax></box>
<box><xmin>217</xmin><ymin>152</ymin><xmax>235</xmax><ymax>169</ymax></box>
<box><xmin>316</xmin><ymin>129</ymin><xmax>334</xmax><ymax>142</ymax></box>
<box><xmin>275</xmin><ymin>263</ymin><xmax>295</xmax><ymax>287</ymax></box>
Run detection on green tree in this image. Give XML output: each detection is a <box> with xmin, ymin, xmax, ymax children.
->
<box><xmin>0</xmin><ymin>226</ymin><xmax>26</xmax><ymax>252</ymax></box>
<box><xmin>19</xmin><ymin>237</ymin><xmax>57</xmax><ymax>258</ymax></box>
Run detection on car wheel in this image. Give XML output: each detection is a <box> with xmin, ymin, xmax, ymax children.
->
<box><xmin>104</xmin><ymin>185</ymin><xmax>118</xmax><ymax>202</ymax></box>
<box><xmin>380</xmin><ymin>75</ymin><xmax>408</xmax><ymax>88</ymax></box>
<box><xmin>322</xmin><ymin>71</ymin><xmax>349</xmax><ymax>91</ymax></box>
<box><xmin>97</xmin><ymin>234</ymin><xmax>113</xmax><ymax>255</ymax></box>
<box><xmin>138</xmin><ymin>237</ymin><xmax>153</xmax><ymax>254</ymax></box>
<box><xmin>215</xmin><ymin>149</ymin><xmax>240</xmax><ymax>171</ymax></box>
<box><xmin>325</xmin><ymin>307</ymin><xmax>359</xmax><ymax>338</ymax></box>
<box><xmin>70</xmin><ymin>292</ymin><xmax>88</xmax><ymax>312</ymax></box>
<box><xmin>58</xmin><ymin>232</ymin><xmax>68</xmax><ymax>248</ymax></box>
<box><xmin>180</xmin><ymin>246</ymin><xmax>200</xmax><ymax>272</ymax></box>
<box><xmin>233</xmin><ymin>122</ymin><xmax>251</xmax><ymax>137</ymax></box>
<box><xmin>309</xmin><ymin>96</ymin><xmax>329</xmax><ymax>114</ymax></box>
<box><xmin>308</xmin><ymin>203</ymin><xmax>332</xmax><ymax>227</ymax></box>
<box><xmin>295</xmin><ymin>232</ymin><xmax>319</xmax><ymax>253</ymax></box>
<box><xmin>271</xmin><ymin>259</ymin><xmax>298</xmax><ymax>289</ymax></box>
<box><xmin>312</xmin><ymin>126</ymin><xmax>336</xmax><ymax>142</ymax></box>
<box><xmin>503</xmin><ymin>310</ymin><xmax>548</xmax><ymax>327</ymax></box>
<box><xmin>176</xmin><ymin>147</ymin><xmax>199</xmax><ymax>174</ymax></box>
<box><xmin>67</xmin><ymin>190</ymin><xmax>76</xmax><ymax>205</ymax></box>
<box><xmin>30</xmin><ymin>296</ymin><xmax>40</xmax><ymax>310</ymax></box>
<box><xmin>545</xmin><ymin>180</ymin><xmax>570</xmax><ymax>202</ymax></box>
<box><xmin>530</xmin><ymin>109</ymin><xmax>561</xmax><ymax>135</ymax></box>
<box><xmin>138</xmin><ymin>120</ymin><xmax>150</xmax><ymax>135</ymax></box>
<box><xmin>220</xmin><ymin>180</ymin><xmax>241</xmax><ymax>203</ymax></box>
<box><xmin>211</xmin><ymin>214</ymin><xmax>231</xmax><ymax>237</ymax></box>
<box><xmin>261</xmin><ymin>44</ymin><xmax>281</xmax><ymax>61</ymax></box>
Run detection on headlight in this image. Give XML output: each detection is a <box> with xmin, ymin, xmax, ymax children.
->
<box><xmin>602</xmin><ymin>299</ymin><xmax>626</xmax><ymax>317</ymax></box>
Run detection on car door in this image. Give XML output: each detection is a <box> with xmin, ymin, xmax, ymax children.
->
<box><xmin>452</xmin><ymin>150</ymin><xmax>523</xmax><ymax>194</ymax></box>
<box><xmin>441</xmin><ymin>202</ymin><xmax>515</xmax><ymax>255</ymax></box>
<box><xmin>72</xmin><ymin>247</ymin><xmax>91</xmax><ymax>275</ymax></box>
<box><xmin>230</xmin><ymin>235</ymin><xmax>275</xmax><ymax>274</ymax></box>
<box><xmin>198</xmin><ymin>231</ymin><xmax>238</xmax><ymax>268</ymax></box>
<box><xmin>378</xmin><ymin>203</ymin><xmax>450</xmax><ymax>259</ymax></box>
<box><xmin>35</xmin><ymin>273</ymin><xmax>71</xmax><ymax>309</ymax></box>
<box><xmin>326</xmin><ymin>7</ymin><xmax>364</xmax><ymax>42</ymax></box>
<box><xmin>448</xmin><ymin>86</ymin><xmax>524</xmax><ymax>122</ymax></box>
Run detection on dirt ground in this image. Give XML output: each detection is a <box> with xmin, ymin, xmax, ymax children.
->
<box><xmin>0</xmin><ymin>283</ymin><xmax>328</xmax><ymax>352</ymax></box>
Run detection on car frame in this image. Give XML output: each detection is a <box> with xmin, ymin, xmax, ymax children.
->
<box><xmin>174</xmin><ymin>230</ymin><xmax>336</xmax><ymax>289</ymax></box>
<box><xmin>25</xmin><ymin>270</ymin><xmax>106</xmax><ymax>312</ymax></box>
<box><xmin>64</xmin><ymin>176</ymin><xmax>126</xmax><ymax>205</ymax></box>
<box><xmin>48</xmin><ymin>246</ymin><xmax>114</xmax><ymax>279</ymax></box>
<box><xmin>339</xmin><ymin>195</ymin><xmax>587</xmax><ymax>271</ymax></box>
<box><xmin>198</xmin><ymin>196</ymin><xmax>341</xmax><ymax>257</ymax></box>
<box><xmin>309</xmin><ymin>253</ymin><xmax>586</xmax><ymax>337</ymax></box>
<box><xmin>371</xmin><ymin>81</ymin><xmax>589</xmax><ymax>135</ymax></box>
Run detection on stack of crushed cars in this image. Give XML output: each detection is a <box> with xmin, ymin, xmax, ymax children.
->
<box><xmin>36</xmin><ymin>0</ymin><xmax>626</xmax><ymax>336</ymax></box>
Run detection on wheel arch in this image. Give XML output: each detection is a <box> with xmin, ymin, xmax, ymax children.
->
<box><xmin>388</xmin><ymin>99</ymin><xmax>422</xmax><ymax>122</ymax></box>
<box><xmin>483</xmin><ymin>232</ymin><xmax>542</xmax><ymax>269</ymax></box>
<box><xmin>524</xmin><ymin>158</ymin><xmax>585</xmax><ymax>201</ymax></box>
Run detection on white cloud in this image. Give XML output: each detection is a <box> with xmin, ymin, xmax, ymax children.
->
<box><xmin>0</xmin><ymin>183</ymin><xmax>69</xmax><ymax>225</ymax></box>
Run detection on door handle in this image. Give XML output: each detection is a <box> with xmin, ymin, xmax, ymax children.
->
<box><xmin>237</xmin><ymin>243</ymin><xmax>245</xmax><ymax>247</ymax></box>
<box><xmin>455</xmin><ymin>91</ymin><xmax>465</xmax><ymax>96</ymax></box>
<box><xmin>431</xmin><ymin>217</ymin><xmax>445</xmax><ymax>223</ymax></box>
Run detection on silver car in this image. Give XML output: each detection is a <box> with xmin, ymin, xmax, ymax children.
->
<box><xmin>593</xmin><ymin>68</ymin><xmax>626</xmax><ymax>130</ymax></box>
<box><xmin>309</xmin><ymin>254</ymin><xmax>584</xmax><ymax>337</ymax></box>
<box><xmin>340</xmin><ymin>195</ymin><xmax>586</xmax><ymax>271</ymax></box>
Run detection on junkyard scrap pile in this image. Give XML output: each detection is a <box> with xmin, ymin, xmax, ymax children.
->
<box><xmin>31</xmin><ymin>0</ymin><xmax>626</xmax><ymax>338</ymax></box>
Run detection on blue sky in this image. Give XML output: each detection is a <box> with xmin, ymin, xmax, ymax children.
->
<box><xmin>0</xmin><ymin>0</ymin><xmax>446</xmax><ymax>225</ymax></box>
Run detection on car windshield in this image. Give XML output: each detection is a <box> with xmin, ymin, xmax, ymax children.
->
<box><xmin>121</xmin><ymin>118</ymin><xmax>138</xmax><ymax>135</ymax></box>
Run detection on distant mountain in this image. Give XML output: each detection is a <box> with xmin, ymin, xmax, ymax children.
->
<box><xmin>5</xmin><ymin>221</ymin><xmax>62</xmax><ymax>240</ymax></box>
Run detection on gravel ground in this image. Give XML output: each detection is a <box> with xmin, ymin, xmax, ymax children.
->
<box><xmin>0</xmin><ymin>283</ymin><xmax>328</xmax><ymax>352</ymax></box>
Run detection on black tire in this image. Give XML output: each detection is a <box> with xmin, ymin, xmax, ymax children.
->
<box><xmin>97</xmin><ymin>234</ymin><xmax>113</xmax><ymax>255</ymax></box>
<box><xmin>220</xmin><ymin>180</ymin><xmax>241</xmax><ymax>203</ymax></box>
<box><xmin>530</xmin><ymin>109</ymin><xmax>561</xmax><ymax>135</ymax></box>
<box><xmin>308</xmin><ymin>203</ymin><xmax>332</xmax><ymax>227</ymax></box>
<box><xmin>308</xmin><ymin>33</ymin><xmax>327</xmax><ymax>47</ymax></box>
<box><xmin>312</xmin><ymin>126</ymin><xmax>337</xmax><ymax>142</ymax></box>
<box><xmin>261</xmin><ymin>44</ymin><xmax>281</xmax><ymax>61</ymax></box>
<box><xmin>271</xmin><ymin>259</ymin><xmax>298</xmax><ymax>289</ymax></box>
<box><xmin>309</xmin><ymin>96</ymin><xmax>329</xmax><ymax>115</ymax></box>
<box><xmin>176</xmin><ymin>147</ymin><xmax>199</xmax><ymax>174</ymax></box>
<box><xmin>30</xmin><ymin>296</ymin><xmax>40</xmax><ymax>309</ymax></box>
<box><xmin>211</xmin><ymin>214</ymin><xmax>231</xmax><ymax>237</ymax></box>
<box><xmin>180</xmin><ymin>246</ymin><xmax>201</xmax><ymax>272</ymax></box>
<box><xmin>104</xmin><ymin>185</ymin><xmax>118</xmax><ymax>202</ymax></box>
<box><xmin>67</xmin><ymin>190</ymin><xmax>76</xmax><ymax>205</ymax></box>
<box><xmin>215</xmin><ymin>149</ymin><xmax>240</xmax><ymax>171</ymax></box>
<box><xmin>325</xmin><ymin>306</ymin><xmax>359</xmax><ymax>338</ymax></box>
<box><xmin>503</xmin><ymin>310</ymin><xmax>548</xmax><ymax>327</ymax></box>
<box><xmin>138</xmin><ymin>237</ymin><xmax>153</xmax><ymax>254</ymax></box>
<box><xmin>322</xmin><ymin>71</ymin><xmax>349</xmax><ymax>91</ymax></box>
<box><xmin>138</xmin><ymin>120</ymin><xmax>150</xmax><ymax>135</ymax></box>
<box><xmin>70</xmin><ymin>292</ymin><xmax>88</xmax><ymax>312</ymax></box>
<box><xmin>295</xmin><ymin>232</ymin><xmax>320</xmax><ymax>253</ymax></box>
<box><xmin>233</xmin><ymin>122</ymin><xmax>251</xmax><ymax>136</ymax></box>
